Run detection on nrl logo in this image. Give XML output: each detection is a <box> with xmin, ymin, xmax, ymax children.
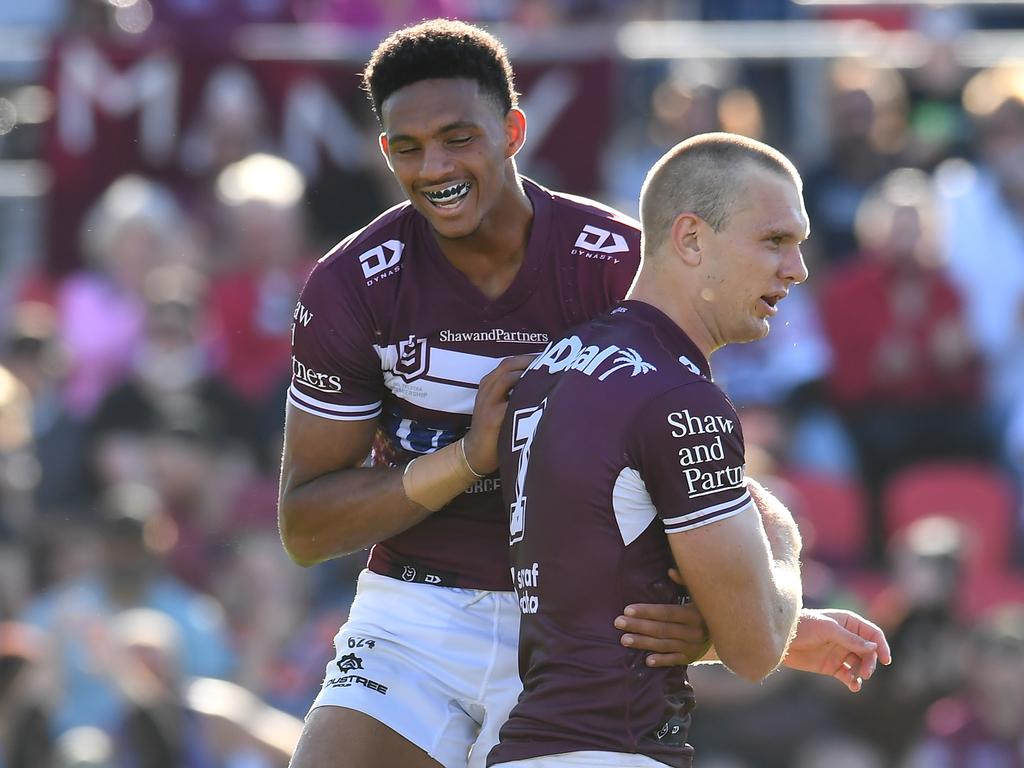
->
<box><xmin>395</xmin><ymin>335</ymin><xmax>429</xmax><ymax>382</ymax></box>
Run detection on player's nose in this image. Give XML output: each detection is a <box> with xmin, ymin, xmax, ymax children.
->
<box><xmin>781</xmin><ymin>245</ymin><xmax>809</xmax><ymax>285</ymax></box>
<box><xmin>420</xmin><ymin>143</ymin><xmax>455</xmax><ymax>180</ymax></box>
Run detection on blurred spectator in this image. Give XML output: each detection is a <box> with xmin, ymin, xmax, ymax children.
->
<box><xmin>237</xmin><ymin>550</ymin><xmax>363</xmax><ymax>718</ymax></box>
<box><xmin>902</xmin><ymin>7</ymin><xmax>973</xmax><ymax>169</ymax></box>
<box><xmin>21</xmin><ymin>483</ymin><xmax>234</xmax><ymax>734</ymax></box>
<box><xmin>210</xmin><ymin>531</ymin><xmax>309</xmax><ymax>700</ymax></box>
<box><xmin>87</xmin><ymin>265</ymin><xmax>262</xmax><ymax>483</ymax></box>
<box><xmin>847</xmin><ymin>516</ymin><xmax>970</xmax><ymax>764</ymax></box>
<box><xmin>2</xmin><ymin>302</ymin><xmax>88</xmax><ymax>514</ymax></box>
<box><xmin>91</xmin><ymin>607</ymin><xmax>301</xmax><ymax>767</ymax></box>
<box><xmin>792</xmin><ymin>732</ymin><xmax>885</xmax><ymax>768</ymax></box>
<box><xmin>603</xmin><ymin>67</ymin><xmax>766</xmax><ymax>217</ymax></box>
<box><xmin>937</xmin><ymin>64</ymin><xmax>1024</xmax><ymax>478</ymax></box>
<box><xmin>905</xmin><ymin>605</ymin><xmax>1024</xmax><ymax>767</ymax></box>
<box><xmin>54</xmin><ymin>727</ymin><xmax>114</xmax><ymax>768</ymax></box>
<box><xmin>803</xmin><ymin>59</ymin><xmax>907</xmax><ymax>265</ymax></box>
<box><xmin>206</xmin><ymin>153</ymin><xmax>314</xmax><ymax>447</ymax></box>
<box><xmin>86</xmin><ymin>265</ymin><xmax>269</xmax><ymax>584</ymax></box>
<box><xmin>54</xmin><ymin>175</ymin><xmax>198</xmax><ymax>418</ymax></box>
<box><xmin>0</xmin><ymin>622</ymin><xmax>53</xmax><ymax>768</ymax></box>
<box><xmin>686</xmin><ymin>659</ymin><xmax>845</xmax><ymax>768</ymax></box>
<box><xmin>713</xmin><ymin>287</ymin><xmax>855</xmax><ymax>479</ymax></box>
<box><xmin>602</xmin><ymin>69</ymin><xmax>760</xmax><ymax>217</ymax></box>
<box><xmin>818</xmin><ymin>168</ymin><xmax>991</xmax><ymax>552</ymax></box>
<box><xmin>0</xmin><ymin>365</ymin><xmax>37</xmax><ymax>619</ymax></box>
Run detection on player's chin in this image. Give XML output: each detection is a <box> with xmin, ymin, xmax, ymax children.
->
<box><xmin>733</xmin><ymin>319</ymin><xmax>770</xmax><ymax>345</ymax></box>
<box><xmin>429</xmin><ymin>213</ymin><xmax>482</xmax><ymax>240</ymax></box>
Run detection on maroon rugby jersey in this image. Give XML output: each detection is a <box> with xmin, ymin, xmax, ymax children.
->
<box><xmin>489</xmin><ymin>301</ymin><xmax>754</xmax><ymax>768</ymax></box>
<box><xmin>289</xmin><ymin>179</ymin><xmax>640</xmax><ymax>590</ymax></box>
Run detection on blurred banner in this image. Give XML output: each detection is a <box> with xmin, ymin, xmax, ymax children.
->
<box><xmin>42</xmin><ymin>34</ymin><xmax>614</xmax><ymax>272</ymax></box>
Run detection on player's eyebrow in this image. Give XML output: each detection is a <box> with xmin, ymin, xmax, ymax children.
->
<box><xmin>388</xmin><ymin>120</ymin><xmax>480</xmax><ymax>144</ymax></box>
<box><xmin>763</xmin><ymin>223</ymin><xmax>810</xmax><ymax>243</ymax></box>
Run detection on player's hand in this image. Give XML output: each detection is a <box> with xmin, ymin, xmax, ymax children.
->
<box><xmin>782</xmin><ymin>608</ymin><xmax>892</xmax><ymax>693</ymax></box>
<box><xmin>463</xmin><ymin>354</ymin><xmax>538</xmax><ymax>475</ymax></box>
<box><xmin>615</xmin><ymin>570</ymin><xmax>711</xmax><ymax>667</ymax></box>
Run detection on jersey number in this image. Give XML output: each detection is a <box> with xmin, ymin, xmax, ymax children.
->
<box><xmin>509</xmin><ymin>400</ymin><xmax>546</xmax><ymax>545</ymax></box>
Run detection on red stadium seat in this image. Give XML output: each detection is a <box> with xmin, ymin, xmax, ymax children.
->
<box><xmin>881</xmin><ymin>461</ymin><xmax>1018</xmax><ymax>576</ymax></box>
<box><xmin>959</xmin><ymin>568</ymin><xmax>1024</xmax><ymax>621</ymax></box>
<box><xmin>780</xmin><ymin>471</ymin><xmax>869</xmax><ymax>568</ymax></box>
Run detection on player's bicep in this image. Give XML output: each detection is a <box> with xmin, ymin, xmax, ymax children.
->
<box><xmin>280</xmin><ymin>403</ymin><xmax>378</xmax><ymax>494</ymax></box>
<box><xmin>666</xmin><ymin>506</ymin><xmax>780</xmax><ymax>679</ymax></box>
<box><xmin>667</xmin><ymin>505</ymin><xmax>771</xmax><ymax>630</ymax></box>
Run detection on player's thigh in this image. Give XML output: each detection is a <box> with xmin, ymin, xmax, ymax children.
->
<box><xmin>289</xmin><ymin>706</ymin><xmax>443</xmax><ymax>768</ymax></box>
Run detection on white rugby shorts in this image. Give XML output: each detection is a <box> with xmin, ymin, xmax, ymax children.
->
<box><xmin>311</xmin><ymin>569</ymin><xmax>522</xmax><ymax>768</ymax></box>
<box><xmin>497</xmin><ymin>752</ymin><xmax>672</xmax><ymax>767</ymax></box>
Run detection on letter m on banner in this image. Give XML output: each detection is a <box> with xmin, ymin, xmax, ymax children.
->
<box><xmin>56</xmin><ymin>39</ymin><xmax>179</xmax><ymax>163</ymax></box>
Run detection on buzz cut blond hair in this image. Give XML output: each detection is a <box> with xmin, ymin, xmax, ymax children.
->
<box><xmin>639</xmin><ymin>132</ymin><xmax>801</xmax><ymax>256</ymax></box>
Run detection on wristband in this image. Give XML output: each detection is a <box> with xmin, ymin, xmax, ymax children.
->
<box><xmin>459</xmin><ymin>438</ymin><xmax>486</xmax><ymax>479</ymax></box>
<box><xmin>402</xmin><ymin>440</ymin><xmax>479</xmax><ymax>512</ymax></box>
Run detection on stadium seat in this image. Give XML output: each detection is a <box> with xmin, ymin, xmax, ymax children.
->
<box><xmin>959</xmin><ymin>568</ymin><xmax>1024</xmax><ymax>621</ymax></box>
<box><xmin>881</xmin><ymin>461</ymin><xmax>1018</xmax><ymax>576</ymax></box>
<box><xmin>780</xmin><ymin>470</ymin><xmax>869</xmax><ymax>568</ymax></box>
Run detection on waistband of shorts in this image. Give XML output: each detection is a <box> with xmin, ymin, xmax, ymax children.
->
<box><xmin>379</xmin><ymin>560</ymin><xmax>462</xmax><ymax>587</ymax></box>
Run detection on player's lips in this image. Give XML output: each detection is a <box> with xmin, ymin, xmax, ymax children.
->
<box><xmin>759</xmin><ymin>291</ymin><xmax>787</xmax><ymax>315</ymax></box>
<box><xmin>422</xmin><ymin>181</ymin><xmax>472</xmax><ymax>211</ymax></box>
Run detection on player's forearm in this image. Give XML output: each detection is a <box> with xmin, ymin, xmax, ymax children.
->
<box><xmin>279</xmin><ymin>466</ymin><xmax>429</xmax><ymax>565</ymax></box>
<box><xmin>747</xmin><ymin>477</ymin><xmax>803</xmax><ymax>665</ymax></box>
<box><xmin>279</xmin><ymin>440</ymin><xmax>479</xmax><ymax>566</ymax></box>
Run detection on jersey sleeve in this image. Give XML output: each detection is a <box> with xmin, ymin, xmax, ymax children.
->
<box><xmin>631</xmin><ymin>382</ymin><xmax>753</xmax><ymax>534</ymax></box>
<box><xmin>287</xmin><ymin>258</ymin><xmax>384</xmax><ymax>421</ymax></box>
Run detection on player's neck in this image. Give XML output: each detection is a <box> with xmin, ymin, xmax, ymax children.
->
<box><xmin>434</xmin><ymin>176</ymin><xmax>534</xmax><ymax>301</ymax></box>
<box><xmin>627</xmin><ymin>266</ymin><xmax>718</xmax><ymax>360</ymax></box>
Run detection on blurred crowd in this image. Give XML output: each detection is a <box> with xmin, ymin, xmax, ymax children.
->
<box><xmin>2</xmin><ymin>1</ymin><xmax>1024</xmax><ymax>767</ymax></box>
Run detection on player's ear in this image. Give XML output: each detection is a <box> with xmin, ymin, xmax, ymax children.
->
<box><xmin>378</xmin><ymin>133</ymin><xmax>394</xmax><ymax>172</ymax></box>
<box><xmin>671</xmin><ymin>213</ymin><xmax>703</xmax><ymax>266</ymax></box>
<box><xmin>505</xmin><ymin>107</ymin><xmax>527</xmax><ymax>159</ymax></box>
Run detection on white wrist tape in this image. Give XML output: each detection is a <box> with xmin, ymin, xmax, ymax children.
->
<box><xmin>402</xmin><ymin>439</ymin><xmax>479</xmax><ymax>512</ymax></box>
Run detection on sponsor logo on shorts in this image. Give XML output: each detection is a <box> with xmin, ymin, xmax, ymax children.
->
<box><xmin>336</xmin><ymin>653</ymin><xmax>363</xmax><ymax>674</ymax></box>
<box><xmin>324</xmin><ymin>675</ymin><xmax>389</xmax><ymax>695</ymax></box>
<box><xmin>388</xmin><ymin>562</ymin><xmax>458</xmax><ymax>587</ymax></box>
<box><xmin>652</xmin><ymin>714</ymin><xmax>689</xmax><ymax>746</ymax></box>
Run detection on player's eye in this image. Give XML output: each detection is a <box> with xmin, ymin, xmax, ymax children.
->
<box><xmin>448</xmin><ymin>136</ymin><xmax>472</xmax><ymax>147</ymax></box>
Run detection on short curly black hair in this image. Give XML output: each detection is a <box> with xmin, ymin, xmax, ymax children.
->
<box><xmin>362</xmin><ymin>19</ymin><xmax>517</xmax><ymax>123</ymax></box>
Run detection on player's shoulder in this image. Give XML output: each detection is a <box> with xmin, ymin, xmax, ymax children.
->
<box><xmin>661</xmin><ymin>376</ymin><xmax>736</xmax><ymax>415</ymax></box>
<box><xmin>307</xmin><ymin>200</ymin><xmax>416</xmax><ymax>284</ymax></box>
<box><xmin>526</xmin><ymin>177</ymin><xmax>640</xmax><ymax>240</ymax></box>
<box><xmin>545</xmin><ymin>185</ymin><xmax>640</xmax><ymax>230</ymax></box>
